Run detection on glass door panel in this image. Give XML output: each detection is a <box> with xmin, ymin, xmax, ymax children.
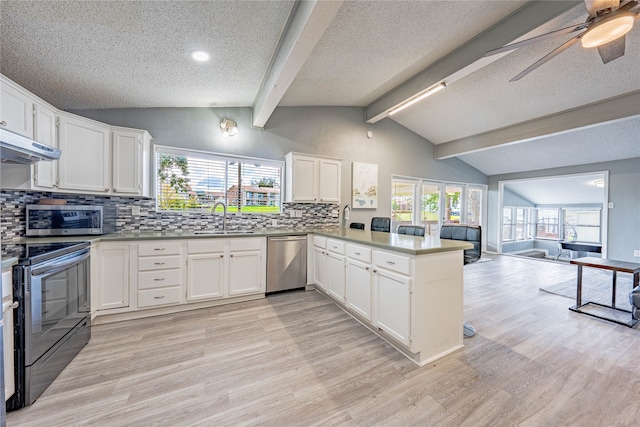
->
<box><xmin>443</xmin><ymin>185</ymin><xmax>462</xmax><ymax>224</ymax></box>
<box><xmin>467</xmin><ymin>187</ymin><xmax>482</xmax><ymax>226</ymax></box>
<box><xmin>391</xmin><ymin>180</ymin><xmax>415</xmax><ymax>232</ymax></box>
<box><xmin>421</xmin><ymin>183</ymin><xmax>441</xmax><ymax>237</ymax></box>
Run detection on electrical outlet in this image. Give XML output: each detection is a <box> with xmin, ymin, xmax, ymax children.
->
<box><xmin>634</xmin><ymin>250</ymin><xmax>640</xmax><ymax>257</ymax></box>
<box><xmin>131</xmin><ymin>206</ymin><xmax>141</xmax><ymax>216</ymax></box>
<box><xmin>608</xmin><ymin>202</ymin><xmax>614</xmax><ymax>208</ymax></box>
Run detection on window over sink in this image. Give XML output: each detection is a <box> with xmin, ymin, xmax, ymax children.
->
<box><xmin>155</xmin><ymin>146</ymin><xmax>282</xmax><ymax>214</ymax></box>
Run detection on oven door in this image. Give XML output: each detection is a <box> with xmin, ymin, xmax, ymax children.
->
<box><xmin>25</xmin><ymin>248</ymin><xmax>90</xmax><ymax>366</ymax></box>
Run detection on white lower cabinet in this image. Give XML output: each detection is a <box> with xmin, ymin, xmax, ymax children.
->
<box><xmin>96</xmin><ymin>237</ymin><xmax>266</xmax><ymax>320</ymax></box>
<box><xmin>346</xmin><ymin>243</ymin><xmax>373</xmax><ymax>321</ymax></box>
<box><xmin>312</xmin><ymin>236</ymin><xmax>327</xmax><ymax>290</ymax></box>
<box><xmin>187</xmin><ymin>251</ymin><xmax>225</xmax><ymax>301</ymax></box>
<box><xmin>136</xmin><ymin>241</ymin><xmax>183</xmax><ymax>309</ymax></box>
<box><xmin>312</xmin><ymin>234</ymin><xmax>464</xmax><ymax>366</ymax></box>
<box><xmin>372</xmin><ymin>249</ymin><xmax>412</xmax><ymax>346</ymax></box>
<box><xmin>346</xmin><ymin>259</ymin><xmax>373</xmax><ymax>321</ymax></box>
<box><xmin>373</xmin><ymin>267</ymin><xmax>411</xmax><ymax>346</ymax></box>
<box><xmin>325</xmin><ymin>238</ymin><xmax>346</xmax><ymax>303</ymax></box>
<box><xmin>187</xmin><ymin>237</ymin><xmax>264</xmax><ymax>301</ymax></box>
<box><xmin>97</xmin><ymin>243</ymin><xmax>131</xmax><ymax>310</ymax></box>
<box><xmin>228</xmin><ymin>250</ymin><xmax>262</xmax><ymax>296</ymax></box>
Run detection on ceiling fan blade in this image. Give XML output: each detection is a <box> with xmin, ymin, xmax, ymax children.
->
<box><xmin>510</xmin><ymin>34</ymin><xmax>582</xmax><ymax>81</ymax></box>
<box><xmin>597</xmin><ymin>36</ymin><xmax>626</xmax><ymax>62</ymax></box>
<box><xmin>484</xmin><ymin>22</ymin><xmax>590</xmax><ymax>57</ymax></box>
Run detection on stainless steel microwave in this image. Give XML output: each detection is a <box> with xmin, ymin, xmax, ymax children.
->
<box><xmin>25</xmin><ymin>205</ymin><xmax>116</xmax><ymax>236</ymax></box>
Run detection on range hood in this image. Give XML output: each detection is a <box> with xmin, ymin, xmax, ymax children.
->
<box><xmin>0</xmin><ymin>128</ymin><xmax>61</xmax><ymax>164</ymax></box>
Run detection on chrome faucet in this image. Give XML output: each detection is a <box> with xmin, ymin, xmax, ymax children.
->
<box><xmin>211</xmin><ymin>200</ymin><xmax>227</xmax><ymax>232</ymax></box>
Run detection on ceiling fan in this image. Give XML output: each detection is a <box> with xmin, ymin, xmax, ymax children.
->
<box><xmin>485</xmin><ymin>0</ymin><xmax>640</xmax><ymax>81</ymax></box>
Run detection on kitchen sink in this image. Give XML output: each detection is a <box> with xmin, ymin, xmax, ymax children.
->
<box><xmin>193</xmin><ymin>230</ymin><xmax>255</xmax><ymax>235</ymax></box>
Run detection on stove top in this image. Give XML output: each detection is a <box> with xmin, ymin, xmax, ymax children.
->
<box><xmin>2</xmin><ymin>241</ymin><xmax>90</xmax><ymax>265</ymax></box>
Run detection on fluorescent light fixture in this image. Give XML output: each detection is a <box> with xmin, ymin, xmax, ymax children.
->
<box><xmin>220</xmin><ymin>118</ymin><xmax>238</xmax><ymax>137</ymax></box>
<box><xmin>388</xmin><ymin>82</ymin><xmax>446</xmax><ymax>116</ymax></box>
<box><xmin>581</xmin><ymin>12</ymin><xmax>635</xmax><ymax>48</ymax></box>
<box><xmin>191</xmin><ymin>50</ymin><xmax>211</xmax><ymax>62</ymax></box>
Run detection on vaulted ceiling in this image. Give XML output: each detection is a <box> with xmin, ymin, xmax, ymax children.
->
<box><xmin>1</xmin><ymin>1</ymin><xmax>638</xmax><ymax>176</ymax></box>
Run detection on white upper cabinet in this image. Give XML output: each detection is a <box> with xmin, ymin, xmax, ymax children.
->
<box><xmin>0</xmin><ymin>76</ymin><xmax>33</xmax><ymax>138</ymax></box>
<box><xmin>58</xmin><ymin>112</ymin><xmax>111</xmax><ymax>193</ymax></box>
<box><xmin>318</xmin><ymin>159</ymin><xmax>341</xmax><ymax>203</ymax></box>
<box><xmin>0</xmin><ymin>73</ymin><xmax>152</xmax><ymax>197</ymax></box>
<box><xmin>32</xmin><ymin>102</ymin><xmax>58</xmax><ymax>190</ymax></box>
<box><xmin>112</xmin><ymin>128</ymin><xmax>151</xmax><ymax>196</ymax></box>
<box><xmin>284</xmin><ymin>152</ymin><xmax>341</xmax><ymax>203</ymax></box>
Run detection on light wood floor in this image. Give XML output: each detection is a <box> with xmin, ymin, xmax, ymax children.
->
<box><xmin>8</xmin><ymin>255</ymin><xmax>640</xmax><ymax>426</ymax></box>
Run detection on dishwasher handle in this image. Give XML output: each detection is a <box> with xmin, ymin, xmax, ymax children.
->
<box><xmin>268</xmin><ymin>236</ymin><xmax>307</xmax><ymax>241</ymax></box>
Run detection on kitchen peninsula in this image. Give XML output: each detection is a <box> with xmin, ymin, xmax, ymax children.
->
<box><xmin>18</xmin><ymin>228</ymin><xmax>471</xmax><ymax>366</ymax></box>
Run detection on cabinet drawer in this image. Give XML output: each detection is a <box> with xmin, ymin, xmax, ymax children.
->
<box><xmin>138</xmin><ymin>287</ymin><xmax>181</xmax><ymax>308</ymax></box>
<box><xmin>138</xmin><ymin>269</ymin><xmax>182</xmax><ymax>290</ymax></box>
<box><xmin>229</xmin><ymin>237</ymin><xmax>262</xmax><ymax>252</ymax></box>
<box><xmin>373</xmin><ymin>250</ymin><xmax>411</xmax><ymax>275</ymax></box>
<box><xmin>188</xmin><ymin>239</ymin><xmax>225</xmax><ymax>254</ymax></box>
<box><xmin>138</xmin><ymin>241</ymin><xmax>181</xmax><ymax>257</ymax></box>
<box><xmin>312</xmin><ymin>235</ymin><xmax>326</xmax><ymax>248</ymax></box>
<box><xmin>346</xmin><ymin>244</ymin><xmax>371</xmax><ymax>263</ymax></box>
<box><xmin>326</xmin><ymin>239</ymin><xmax>345</xmax><ymax>255</ymax></box>
<box><xmin>138</xmin><ymin>255</ymin><xmax>181</xmax><ymax>271</ymax></box>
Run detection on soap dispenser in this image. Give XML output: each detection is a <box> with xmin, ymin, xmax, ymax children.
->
<box><xmin>342</xmin><ymin>204</ymin><xmax>350</xmax><ymax>228</ymax></box>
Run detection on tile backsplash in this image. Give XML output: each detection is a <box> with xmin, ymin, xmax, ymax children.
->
<box><xmin>0</xmin><ymin>190</ymin><xmax>339</xmax><ymax>241</ymax></box>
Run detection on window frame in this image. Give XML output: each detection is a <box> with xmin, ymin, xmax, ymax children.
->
<box><xmin>154</xmin><ymin>145</ymin><xmax>284</xmax><ymax>214</ymax></box>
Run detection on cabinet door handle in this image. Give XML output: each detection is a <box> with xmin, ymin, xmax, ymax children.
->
<box><xmin>220</xmin><ymin>254</ymin><xmax>224</xmax><ymax>258</ymax></box>
<box><xmin>154</xmin><ymin>295</ymin><xmax>165</xmax><ymax>300</ymax></box>
<box><xmin>154</xmin><ymin>262</ymin><xmax>165</xmax><ymax>265</ymax></box>
<box><xmin>0</xmin><ymin>121</ymin><xmax>6</xmax><ymax>127</ymax></box>
<box><xmin>354</xmin><ymin>251</ymin><xmax>361</xmax><ymax>255</ymax></box>
<box><xmin>365</xmin><ymin>267</ymin><xmax>370</xmax><ymax>271</ymax></box>
<box><xmin>154</xmin><ymin>278</ymin><xmax>165</xmax><ymax>281</ymax></box>
<box><xmin>154</xmin><ymin>248</ymin><xmax>165</xmax><ymax>251</ymax></box>
<box><xmin>104</xmin><ymin>188</ymin><xmax>109</xmax><ymax>192</ymax></box>
<box><xmin>230</xmin><ymin>254</ymin><xmax>234</xmax><ymax>257</ymax></box>
<box><xmin>11</xmin><ymin>301</ymin><xmax>19</xmax><ymax>309</ymax></box>
<box><xmin>113</xmin><ymin>188</ymin><xmax>118</xmax><ymax>192</ymax></box>
<box><xmin>386</xmin><ymin>260</ymin><xmax>395</xmax><ymax>265</ymax></box>
<box><xmin>373</xmin><ymin>269</ymin><xmax>377</xmax><ymax>273</ymax></box>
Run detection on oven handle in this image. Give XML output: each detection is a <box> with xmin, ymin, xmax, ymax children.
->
<box><xmin>31</xmin><ymin>249</ymin><xmax>91</xmax><ymax>276</ymax></box>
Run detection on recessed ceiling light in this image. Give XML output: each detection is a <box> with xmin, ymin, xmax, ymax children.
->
<box><xmin>191</xmin><ymin>50</ymin><xmax>211</xmax><ymax>62</ymax></box>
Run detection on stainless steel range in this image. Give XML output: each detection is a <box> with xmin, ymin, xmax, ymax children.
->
<box><xmin>4</xmin><ymin>241</ymin><xmax>91</xmax><ymax>410</ymax></box>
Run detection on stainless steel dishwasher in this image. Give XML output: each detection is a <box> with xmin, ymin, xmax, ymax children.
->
<box><xmin>266</xmin><ymin>235</ymin><xmax>307</xmax><ymax>294</ymax></box>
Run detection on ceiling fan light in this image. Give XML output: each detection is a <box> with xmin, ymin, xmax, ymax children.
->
<box><xmin>581</xmin><ymin>12</ymin><xmax>635</xmax><ymax>48</ymax></box>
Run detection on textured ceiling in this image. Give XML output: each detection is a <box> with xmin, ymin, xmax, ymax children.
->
<box><xmin>0</xmin><ymin>1</ymin><xmax>294</xmax><ymax>108</ymax></box>
<box><xmin>279</xmin><ymin>0</ymin><xmax>525</xmax><ymax>106</ymax></box>
<box><xmin>1</xmin><ymin>0</ymin><xmax>638</xmax><ymax>176</ymax></box>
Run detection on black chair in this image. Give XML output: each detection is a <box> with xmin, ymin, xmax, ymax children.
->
<box><xmin>349</xmin><ymin>222</ymin><xmax>365</xmax><ymax>230</ymax></box>
<box><xmin>397</xmin><ymin>225</ymin><xmax>425</xmax><ymax>237</ymax></box>
<box><xmin>371</xmin><ymin>217</ymin><xmax>391</xmax><ymax>233</ymax></box>
<box><xmin>439</xmin><ymin>224</ymin><xmax>481</xmax><ymax>265</ymax></box>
